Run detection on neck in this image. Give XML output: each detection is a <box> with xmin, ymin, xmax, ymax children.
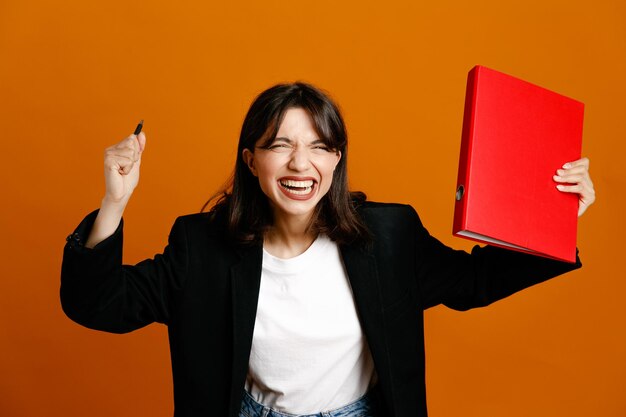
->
<box><xmin>264</xmin><ymin>213</ymin><xmax>317</xmax><ymax>259</ymax></box>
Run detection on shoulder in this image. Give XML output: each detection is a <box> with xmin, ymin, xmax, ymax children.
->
<box><xmin>170</xmin><ymin>210</ymin><xmax>228</xmax><ymax>240</ymax></box>
<box><xmin>357</xmin><ymin>201</ymin><xmax>419</xmax><ymax>223</ymax></box>
<box><xmin>174</xmin><ymin>212</ymin><xmax>213</xmax><ymax>226</ymax></box>
<box><xmin>165</xmin><ymin>211</ymin><xmax>245</xmax><ymax>263</ymax></box>
<box><xmin>356</xmin><ymin>201</ymin><xmax>425</xmax><ymax>238</ymax></box>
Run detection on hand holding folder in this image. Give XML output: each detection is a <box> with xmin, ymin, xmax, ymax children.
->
<box><xmin>553</xmin><ymin>157</ymin><xmax>595</xmax><ymax>217</ymax></box>
<box><xmin>453</xmin><ymin>66</ymin><xmax>595</xmax><ymax>263</ymax></box>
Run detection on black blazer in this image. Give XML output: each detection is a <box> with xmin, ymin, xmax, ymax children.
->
<box><xmin>61</xmin><ymin>202</ymin><xmax>581</xmax><ymax>417</ymax></box>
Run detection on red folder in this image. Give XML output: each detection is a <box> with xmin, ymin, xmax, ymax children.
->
<box><xmin>453</xmin><ymin>65</ymin><xmax>584</xmax><ymax>263</ymax></box>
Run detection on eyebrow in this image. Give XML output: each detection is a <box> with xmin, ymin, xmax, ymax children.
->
<box><xmin>274</xmin><ymin>137</ymin><xmax>325</xmax><ymax>145</ymax></box>
<box><xmin>273</xmin><ymin>137</ymin><xmax>293</xmax><ymax>144</ymax></box>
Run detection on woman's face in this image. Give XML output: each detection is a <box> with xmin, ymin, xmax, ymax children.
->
<box><xmin>242</xmin><ymin>107</ymin><xmax>341</xmax><ymax>224</ymax></box>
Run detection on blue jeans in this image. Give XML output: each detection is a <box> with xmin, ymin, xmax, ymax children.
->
<box><xmin>239</xmin><ymin>389</ymin><xmax>381</xmax><ymax>417</ymax></box>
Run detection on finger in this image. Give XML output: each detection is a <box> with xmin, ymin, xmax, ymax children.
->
<box><xmin>556</xmin><ymin>184</ymin><xmax>583</xmax><ymax>193</ymax></box>
<box><xmin>118</xmin><ymin>134</ymin><xmax>139</xmax><ymax>148</ymax></box>
<box><xmin>105</xmin><ymin>144</ymin><xmax>137</xmax><ymax>170</ymax></box>
<box><xmin>557</xmin><ymin>180</ymin><xmax>595</xmax><ymax>199</ymax></box>
<box><xmin>578</xmin><ymin>203</ymin><xmax>589</xmax><ymax>217</ymax></box>
<box><xmin>562</xmin><ymin>157</ymin><xmax>589</xmax><ymax>169</ymax></box>
<box><xmin>137</xmin><ymin>132</ymin><xmax>146</xmax><ymax>153</ymax></box>
<box><xmin>115</xmin><ymin>136</ymin><xmax>140</xmax><ymax>162</ymax></box>
<box><xmin>105</xmin><ymin>154</ymin><xmax>135</xmax><ymax>175</ymax></box>
<box><xmin>106</xmin><ymin>146</ymin><xmax>137</xmax><ymax>163</ymax></box>
<box><xmin>553</xmin><ymin>173</ymin><xmax>586</xmax><ymax>184</ymax></box>
<box><xmin>555</xmin><ymin>176</ymin><xmax>595</xmax><ymax>201</ymax></box>
<box><xmin>120</xmin><ymin>157</ymin><xmax>139</xmax><ymax>174</ymax></box>
<box><xmin>556</xmin><ymin>166</ymin><xmax>588</xmax><ymax>177</ymax></box>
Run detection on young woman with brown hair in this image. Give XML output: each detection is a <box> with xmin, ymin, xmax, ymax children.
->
<box><xmin>61</xmin><ymin>82</ymin><xmax>595</xmax><ymax>417</ymax></box>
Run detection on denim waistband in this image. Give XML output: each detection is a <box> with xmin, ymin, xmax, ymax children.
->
<box><xmin>240</xmin><ymin>388</ymin><xmax>380</xmax><ymax>417</ymax></box>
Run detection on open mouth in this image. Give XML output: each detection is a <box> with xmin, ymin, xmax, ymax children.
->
<box><xmin>279</xmin><ymin>179</ymin><xmax>315</xmax><ymax>195</ymax></box>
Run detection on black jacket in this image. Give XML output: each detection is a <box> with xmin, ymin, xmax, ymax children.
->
<box><xmin>61</xmin><ymin>202</ymin><xmax>581</xmax><ymax>417</ymax></box>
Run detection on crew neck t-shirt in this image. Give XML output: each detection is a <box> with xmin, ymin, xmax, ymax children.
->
<box><xmin>245</xmin><ymin>234</ymin><xmax>376</xmax><ymax>414</ymax></box>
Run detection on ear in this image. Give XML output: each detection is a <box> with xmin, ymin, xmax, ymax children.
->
<box><xmin>333</xmin><ymin>150</ymin><xmax>342</xmax><ymax>171</ymax></box>
<box><xmin>242</xmin><ymin>148</ymin><xmax>258</xmax><ymax>176</ymax></box>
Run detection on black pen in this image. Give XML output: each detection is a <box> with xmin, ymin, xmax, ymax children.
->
<box><xmin>134</xmin><ymin>119</ymin><xmax>144</xmax><ymax>135</ymax></box>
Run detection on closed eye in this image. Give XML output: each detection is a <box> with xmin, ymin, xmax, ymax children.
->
<box><xmin>268</xmin><ymin>143</ymin><xmax>291</xmax><ymax>149</ymax></box>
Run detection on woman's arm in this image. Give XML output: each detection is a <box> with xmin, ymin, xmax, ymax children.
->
<box><xmin>61</xmin><ymin>128</ymin><xmax>189</xmax><ymax>333</ymax></box>
<box><xmin>85</xmin><ymin>131</ymin><xmax>146</xmax><ymax>248</ymax></box>
<box><xmin>417</xmin><ymin>157</ymin><xmax>595</xmax><ymax>310</ymax></box>
<box><xmin>61</xmin><ymin>211</ymin><xmax>189</xmax><ymax>333</ymax></box>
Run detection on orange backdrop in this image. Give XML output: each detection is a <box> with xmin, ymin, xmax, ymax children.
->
<box><xmin>1</xmin><ymin>0</ymin><xmax>624</xmax><ymax>416</ymax></box>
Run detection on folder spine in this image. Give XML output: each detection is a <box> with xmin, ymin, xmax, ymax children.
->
<box><xmin>453</xmin><ymin>66</ymin><xmax>480</xmax><ymax>235</ymax></box>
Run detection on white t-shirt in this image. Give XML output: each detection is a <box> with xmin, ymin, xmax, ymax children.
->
<box><xmin>245</xmin><ymin>235</ymin><xmax>376</xmax><ymax>414</ymax></box>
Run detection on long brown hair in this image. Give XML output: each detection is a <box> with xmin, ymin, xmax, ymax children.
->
<box><xmin>203</xmin><ymin>82</ymin><xmax>369</xmax><ymax>245</ymax></box>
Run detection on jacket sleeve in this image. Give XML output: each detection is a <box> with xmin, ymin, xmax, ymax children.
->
<box><xmin>411</xmin><ymin>207</ymin><xmax>583</xmax><ymax>311</ymax></box>
<box><xmin>60</xmin><ymin>210</ymin><xmax>189</xmax><ymax>333</ymax></box>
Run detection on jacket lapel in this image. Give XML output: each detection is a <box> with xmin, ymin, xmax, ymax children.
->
<box><xmin>340</xmin><ymin>244</ymin><xmax>382</xmax><ymax>321</ymax></box>
<box><xmin>340</xmin><ymin>244</ymin><xmax>395</xmax><ymax>415</ymax></box>
<box><xmin>228</xmin><ymin>244</ymin><xmax>263</xmax><ymax>416</ymax></box>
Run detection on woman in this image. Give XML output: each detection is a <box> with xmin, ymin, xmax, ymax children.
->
<box><xmin>61</xmin><ymin>82</ymin><xmax>595</xmax><ymax>417</ymax></box>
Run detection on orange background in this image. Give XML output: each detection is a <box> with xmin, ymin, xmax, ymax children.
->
<box><xmin>1</xmin><ymin>0</ymin><xmax>624</xmax><ymax>416</ymax></box>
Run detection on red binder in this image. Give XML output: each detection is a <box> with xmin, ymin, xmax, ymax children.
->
<box><xmin>453</xmin><ymin>65</ymin><xmax>584</xmax><ymax>263</ymax></box>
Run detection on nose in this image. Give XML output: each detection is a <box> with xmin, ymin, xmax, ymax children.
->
<box><xmin>287</xmin><ymin>146</ymin><xmax>311</xmax><ymax>172</ymax></box>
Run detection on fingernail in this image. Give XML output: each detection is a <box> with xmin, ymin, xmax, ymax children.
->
<box><xmin>553</xmin><ymin>175</ymin><xmax>561</xmax><ymax>180</ymax></box>
<box><xmin>556</xmin><ymin>185</ymin><xmax>565</xmax><ymax>190</ymax></box>
<box><xmin>563</xmin><ymin>163</ymin><xmax>571</xmax><ymax>169</ymax></box>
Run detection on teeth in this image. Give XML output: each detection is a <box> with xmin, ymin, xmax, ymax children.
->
<box><xmin>283</xmin><ymin>187</ymin><xmax>312</xmax><ymax>195</ymax></box>
<box><xmin>279</xmin><ymin>179</ymin><xmax>314</xmax><ymax>195</ymax></box>
<box><xmin>280</xmin><ymin>179</ymin><xmax>314</xmax><ymax>188</ymax></box>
